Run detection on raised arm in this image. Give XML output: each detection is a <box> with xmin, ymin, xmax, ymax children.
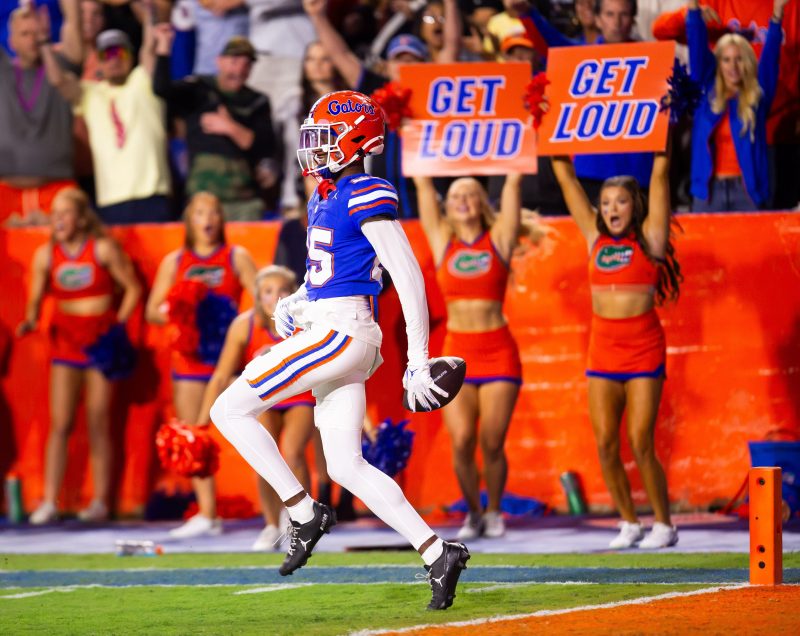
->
<box><xmin>686</xmin><ymin>2</ymin><xmax>716</xmax><ymax>87</ymax></box>
<box><xmin>145</xmin><ymin>251</ymin><xmax>179</xmax><ymax>324</ymax></box>
<box><xmin>412</xmin><ymin>176</ymin><xmax>451</xmax><ymax>262</ymax></box>
<box><xmin>551</xmin><ymin>156</ymin><xmax>598</xmax><ymax>247</ymax></box>
<box><xmin>233</xmin><ymin>247</ymin><xmax>258</xmax><ymax>299</ymax></box>
<box><xmin>759</xmin><ymin>0</ymin><xmax>787</xmax><ymax>111</ymax></box>
<box><xmin>59</xmin><ymin>0</ymin><xmax>83</xmax><ymax>65</ymax></box>
<box><xmin>490</xmin><ymin>173</ymin><xmax>522</xmax><ymax>263</ymax></box>
<box><xmin>16</xmin><ymin>245</ymin><xmax>50</xmax><ymax>336</ymax></box>
<box><xmin>139</xmin><ymin>1</ymin><xmax>158</xmax><ymax>75</ymax></box>
<box><xmin>304</xmin><ymin>0</ymin><xmax>363</xmax><ymax>88</ymax></box>
<box><xmin>34</xmin><ymin>4</ymin><xmax>81</xmax><ymax>103</ymax></box>
<box><xmin>97</xmin><ymin>238</ymin><xmax>142</xmax><ymax>322</ymax></box>
<box><xmin>642</xmin><ymin>150</ymin><xmax>671</xmax><ymax>259</ymax></box>
<box><xmin>438</xmin><ymin>0</ymin><xmax>462</xmax><ymax>63</ymax></box>
<box><xmin>197</xmin><ymin>314</ymin><xmax>249</xmax><ymax>425</ymax></box>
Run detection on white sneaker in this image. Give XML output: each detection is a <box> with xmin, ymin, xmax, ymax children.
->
<box><xmin>639</xmin><ymin>522</ymin><xmax>679</xmax><ymax>549</ymax></box>
<box><xmin>609</xmin><ymin>521</ymin><xmax>644</xmax><ymax>549</ymax></box>
<box><xmin>482</xmin><ymin>511</ymin><xmax>506</xmax><ymax>538</ymax></box>
<box><xmin>251</xmin><ymin>524</ymin><xmax>283</xmax><ymax>551</ymax></box>
<box><xmin>29</xmin><ymin>501</ymin><xmax>58</xmax><ymax>525</ymax></box>
<box><xmin>169</xmin><ymin>514</ymin><xmax>223</xmax><ymax>539</ymax></box>
<box><xmin>456</xmin><ymin>512</ymin><xmax>484</xmax><ymax>541</ymax></box>
<box><xmin>78</xmin><ymin>500</ymin><xmax>108</xmax><ymax>522</ymax></box>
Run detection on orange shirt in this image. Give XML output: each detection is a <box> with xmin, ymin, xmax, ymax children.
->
<box><xmin>589</xmin><ymin>234</ymin><xmax>660</xmax><ymax>291</ymax></box>
<box><xmin>713</xmin><ymin>112</ymin><xmax>742</xmax><ymax>177</ymax></box>
<box><xmin>49</xmin><ymin>238</ymin><xmax>115</xmax><ymax>301</ymax></box>
<box><xmin>436</xmin><ymin>232</ymin><xmax>509</xmax><ymax>303</ymax></box>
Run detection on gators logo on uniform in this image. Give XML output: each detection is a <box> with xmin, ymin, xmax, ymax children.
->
<box><xmin>448</xmin><ymin>250</ymin><xmax>491</xmax><ymax>278</ymax></box>
<box><xmin>595</xmin><ymin>244</ymin><xmax>634</xmax><ymax>272</ymax></box>
<box><xmin>185</xmin><ymin>264</ymin><xmax>224</xmax><ymax>287</ymax></box>
<box><xmin>55</xmin><ymin>262</ymin><xmax>94</xmax><ymax>290</ymax></box>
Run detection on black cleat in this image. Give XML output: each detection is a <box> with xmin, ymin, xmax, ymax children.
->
<box><xmin>279</xmin><ymin>502</ymin><xmax>336</xmax><ymax>576</ymax></box>
<box><xmin>425</xmin><ymin>541</ymin><xmax>470</xmax><ymax>610</ymax></box>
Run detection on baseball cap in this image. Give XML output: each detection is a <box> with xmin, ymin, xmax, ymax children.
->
<box><xmin>386</xmin><ymin>34</ymin><xmax>428</xmax><ymax>61</ymax></box>
<box><xmin>500</xmin><ymin>34</ymin><xmax>534</xmax><ymax>54</ymax></box>
<box><xmin>96</xmin><ymin>29</ymin><xmax>132</xmax><ymax>53</ymax></box>
<box><xmin>220</xmin><ymin>36</ymin><xmax>257</xmax><ymax>61</ymax></box>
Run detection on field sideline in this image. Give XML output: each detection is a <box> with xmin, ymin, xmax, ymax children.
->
<box><xmin>2</xmin><ymin>552</ymin><xmax>799</xmax><ymax>635</ymax></box>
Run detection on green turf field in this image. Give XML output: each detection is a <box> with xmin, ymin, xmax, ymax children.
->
<box><xmin>1</xmin><ymin>552</ymin><xmax>798</xmax><ymax>635</ymax></box>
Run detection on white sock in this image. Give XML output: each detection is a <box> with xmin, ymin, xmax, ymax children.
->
<box><xmin>287</xmin><ymin>495</ymin><xmax>315</xmax><ymax>524</ymax></box>
<box><xmin>210</xmin><ymin>378</ymin><xmax>305</xmax><ymax>501</ymax></box>
<box><xmin>421</xmin><ymin>539</ymin><xmax>444</xmax><ymax>566</ymax></box>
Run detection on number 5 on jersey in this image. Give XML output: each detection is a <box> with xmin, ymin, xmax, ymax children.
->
<box><xmin>308</xmin><ymin>226</ymin><xmax>334</xmax><ymax>286</ymax></box>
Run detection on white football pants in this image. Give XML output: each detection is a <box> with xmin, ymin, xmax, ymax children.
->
<box><xmin>210</xmin><ymin>323</ymin><xmax>435</xmax><ymax>550</ymax></box>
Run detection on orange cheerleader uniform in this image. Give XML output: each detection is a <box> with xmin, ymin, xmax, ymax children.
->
<box><xmin>586</xmin><ymin>234</ymin><xmax>666</xmax><ymax>380</ymax></box>
<box><xmin>243</xmin><ymin>312</ymin><xmax>315</xmax><ymax>410</ymax></box>
<box><xmin>171</xmin><ymin>245</ymin><xmax>243</xmax><ymax>382</ymax></box>
<box><xmin>436</xmin><ymin>232</ymin><xmax>522</xmax><ymax>386</ymax></box>
<box><xmin>48</xmin><ymin>238</ymin><xmax>117</xmax><ymax>369</ymax></box>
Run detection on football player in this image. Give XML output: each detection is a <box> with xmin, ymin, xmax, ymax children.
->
<box><xmin>210</xmin><ymin>90</ymin><xmax>470</xmax><ymax>610</ymax></box>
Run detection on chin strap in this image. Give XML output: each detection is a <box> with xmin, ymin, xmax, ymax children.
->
<box><xmin>303</xmin><ymin>169</ymin><xmax>336</xmax><ymax>200</ymax></box>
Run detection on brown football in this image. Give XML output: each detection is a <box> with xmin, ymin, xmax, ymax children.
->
<box><xmin>402</xmin><ymin>356</ymin><xmax>467</xmax><ymax>412</ymax></box>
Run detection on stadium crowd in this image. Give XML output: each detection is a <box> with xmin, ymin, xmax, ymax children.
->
<box><xmin>3</xmin><ymin>0</ymin><xmax>799</xmax><ymax>551</ymax></box>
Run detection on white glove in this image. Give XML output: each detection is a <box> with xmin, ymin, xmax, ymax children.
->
<box><xmin>273</xmin><ymin>296</ymin><xmax>297</xmax><ymax>339</ymax></box>
<box><xmin>403</xmin><ymin>362</ymin><xmax>449</xmax><ymax>412</ymax></box>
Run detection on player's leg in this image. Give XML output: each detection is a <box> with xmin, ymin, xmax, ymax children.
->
<box><xmin>252</xmin><ymin>411</ymin><xmax>286</xmax><ymax>550</ymax></box>
<box><xmin>476</xmin><ymin>380</ymin><xmax>520</xmax><ymax>537</ymax></box>
<box><xmin>80</xmin><ymin>368</ymin><xmax>114</xmax><ymax>521</ymax></box>
<box><xmin>279</xmin><ymin>405</ymin><xmax>314</xmax><ymax>490</ymax></box>
<box><xmin>316</xmin><ymin>369</ymin><xmax>470</xmax><ymax>609</ymax></box>
<box><xmin>625</xmin><ymin>376</ymin><xmax>677</xmax><ymax>548</ymax></box>
<box><xmin>441</xmin><ymin>383</ymin><xmax>482</xmax><ymax>538</ymax></box>
<box><xmin>31</xmin><ymin>363</ymin><xmax>83</xmax><ymax>524</ymax></box>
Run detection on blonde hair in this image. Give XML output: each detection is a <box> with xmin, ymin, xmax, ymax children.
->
<box><xmin>51</xmin><ymin>187</ymin><xmax>106</xmax><ymax>241</ymax></box>
<box><xmin>253</xmin><ymin>265</ymin><xmax>298</xmax><ymax>322</ymax></box>
<box><xmin>183</xmin><ymin>192</ymin><xmax>227</xmax><ymax>249</ymax></box>
<box><xmin>712</xmin><ymin>34</ymin><xmax>761</xmax><ymax>141</ymax></box>
<box><xmin>445</xmin><ymin>178</ymin><xmax>496</xmax><ymax>232</ymax></box>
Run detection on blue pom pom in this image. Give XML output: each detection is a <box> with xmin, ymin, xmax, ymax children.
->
<box><xmin>196</xmin><ymin>292</ymin><xmax>239</xmax><ymax>365</ymax></box>
<box><xmin>361</xmin><ymin>418</ymin><xmax>415</xmax><ymax>478</ymax></box>
<box><xmin>660</xmin><ymin>60</ymin><xmax>703</xmax><ymax>125</ymax></box>
<box><xmin>84</xmin><ymin>323</ymin><xmax>137</xmax><ymax>380</ymax></box>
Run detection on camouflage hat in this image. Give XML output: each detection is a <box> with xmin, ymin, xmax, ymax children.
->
<box><xmin>220</xmin><ymin>36</ymin><xmax>257</xmax><ymax>61</ymax></box>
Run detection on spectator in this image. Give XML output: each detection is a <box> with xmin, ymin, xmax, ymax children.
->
<box><xmin>0</xmin><ymin>0</ymin><xmax>82</xmax><ymax>227</ymax></box>
<box><xmin>552</xmin><ymin>148</ymin><xmax>683</xmax><ymax>550</ymax></box>
<box><xmin>573</xmin><ymin>0</ymin><xmax>600</xmax><ymax>43</ymax></box>
<box><xmin>2</xmin><ymin>0</ymin><xmax>63</xmax><ymax>55</ymax></box>
<box><xmin>195</xmin><ymin>265</ymin><xmax>316</xmax><ymax>550</ymax></box>
<box><xmin>460</xmin><ymin>0</ymin><xmax>503</xmax><ymax>60</ymax></box>
<box><xmin>687</xmin><ymin>0</ymin><xmax>786</xmax><ymax>211</ymax></box>
<box><xmin>414</xmin><ymin>0</ymin><xmax>460</xmax><ymax>62</ymax></box>
<box><xmin>153</xmin><ymin>30</ymin><xmax>279</xmax><ymax>220</ymax></box>
<box><xmin>145</xmin><ymin>191</ymin><xmax>257</xmax><ymax>538</ymax></box>
<box><xmin>189</xmin><ymin>0</ymin><xmax>249</xmax><ymax>75</ymax></box>
<box><xmin>18</xmin><ymin>187</ymin><xmax>141</xmax><ymax>524</ymax></box>
<box><xmin>45</xmin><ymin>25</ymin><xmax>173</xmax><ymax>223</ymax></box>
<box><xmin>653</xmin><ymin>0</ymin><xmax>800</xmax><ymax>210</ymax></box>
<box><xmin>303</xmin><ymin>0</ymin><xmax>461</xmax><ymax>217</ymax></box>
<box><xmin>368</xmin><ymin>0</ymin><xmax>426</xmax><ymax>66</ymax></box>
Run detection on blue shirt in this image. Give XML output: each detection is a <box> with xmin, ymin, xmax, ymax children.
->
<box><xmin>305</xmin><ymin>173</ymin><xmax>399</xmax><ymax>301</ymax></box>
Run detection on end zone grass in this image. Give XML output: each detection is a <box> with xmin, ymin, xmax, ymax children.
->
<box><xmin>1</xmin><ymin>553</ymin><xmax>798</xmax><ymax>635</ymax></box>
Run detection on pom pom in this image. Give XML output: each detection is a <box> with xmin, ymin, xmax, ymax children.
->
<box><xmin>84</xmin><ymin>323</ymin><xmax>137</xmax><ymax>380</ymax></box>
<box><xmin>196</xmin><ymin>292</ymin><xmax>238</xmax><ymax>365</ymax></box>
<box><xmin>166</xmin><ymin>280</ymin><xmax>207</xmax><ymax>354</ymax></box>
<box><xmin>361</xmin><ymin>418</ymin><xmax>414</xmax><ymax>477</ymax></box>
<box><xmin>371</xmin><ymin>82</ymin><xmax>413</xmax><ymax>132</ymax></box>
<box><xmin>523</xmin><ymin>72</ymin><xmax>551</xmax><ymax>130</ymax></box>
<box><xmin>660</xmin><ymin>61</ymin><xmax>702</xmax><ymax>124</ymax></box>
<box><xmin>155</xmin><ymin>419</ymin><xmax>220</xmax><ymax>478</ymax></box>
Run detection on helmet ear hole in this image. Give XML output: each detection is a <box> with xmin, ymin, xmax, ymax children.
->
<box><xmin>351</xmin><ymin>135</ymin><xmax>365</xmax><ymax>144</ymax></box>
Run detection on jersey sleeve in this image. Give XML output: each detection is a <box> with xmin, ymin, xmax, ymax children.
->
<box><xmin>346</xmin><ymin>177</ymin><xmax>399</xmax><ymax>227</ymax></box>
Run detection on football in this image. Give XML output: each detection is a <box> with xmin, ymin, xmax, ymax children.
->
<box><xmin>402</xmin><ymin>356</ymin><xmax>467</xmax><ymax>412</ymax></box>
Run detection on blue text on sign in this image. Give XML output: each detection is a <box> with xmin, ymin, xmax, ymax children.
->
<box><xmin>419</xmin><ymin>119</ymin><xmax>523</xmax><ymax>160</ymax></box>
<box><xmin>569</xmin><ymin>57</ymin><xmax>648</xmax><ymax>98</ymax></box>
<box><xmin>549</xmin><ymin>99</ymin><xmax>660</xmax><ymax>143</ymax></box>
<box><xmin>427</xmin><ymin>76</ymin><xmax>507</xmax><ymax>116</ymax></box>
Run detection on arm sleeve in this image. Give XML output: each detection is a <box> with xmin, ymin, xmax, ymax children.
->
<box><xmin>758</xmin><ymin>18</ymin><xmax>783</xmax><ymax>112</ymax></box>
<box><xmin>361</xmin><ymin>219</ymin><xmax>429</xmax><ymax>369</ymax></box>
<box><xmin>652</xmin><ymin>7</ymin><xmax>689</xmax><ymax>43</ymax></box>
<box><xmin>152</xmin><ymin>58</ymin><xmax>196</xmax><ymax>117</ymax></box>
<box><xmin>687</xmin><ymin>8</ymin><xmax>716</xmax><ymax>86</ymax></box>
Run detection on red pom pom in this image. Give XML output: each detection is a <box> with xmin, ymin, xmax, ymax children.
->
<box><xmin>371</xmin><ymin>82</ymin><xmax>413</xmax><ymax>132</ymax></box>
<box><xmin>155</xmin><ymin>419</ymin><xmax>220</xmax><ymax>478</ymax></box>
<box><xmin>166</xmin><ymin>280</ymin><xmax>207</xmax><ymax>354</ymax></box>
<box><xmin>523</xmin><ymin>73</ymin><xmax>551</xmax><ymax>130</ymax></box>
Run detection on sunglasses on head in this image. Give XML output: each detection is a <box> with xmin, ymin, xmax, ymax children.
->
<box><xmin>99</xmin><ymin>46</ymin><xmax>128</xmax><ymax>61</ymax></box>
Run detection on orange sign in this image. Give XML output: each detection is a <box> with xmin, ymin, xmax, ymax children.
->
<box><xmin>398</xmin><ymin>62</ymin><xmax>537</xmax><ymax>176</ymax></box>
<box><xmin>537</xmin><ymin>41</ymin><xmax>676</xmax><ymax>156</ymax></box>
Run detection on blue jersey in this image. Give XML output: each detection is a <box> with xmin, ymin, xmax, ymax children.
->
<box><xmin>305</xmin><ymin>174</ymin><xmax>399</xmax><ymax>301</ymax></box>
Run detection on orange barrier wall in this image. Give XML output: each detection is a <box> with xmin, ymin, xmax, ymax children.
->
<box><xmin>1</xmin><ymin>214</ymin><xmax>799</xmax><ymax>517</ymax></box>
